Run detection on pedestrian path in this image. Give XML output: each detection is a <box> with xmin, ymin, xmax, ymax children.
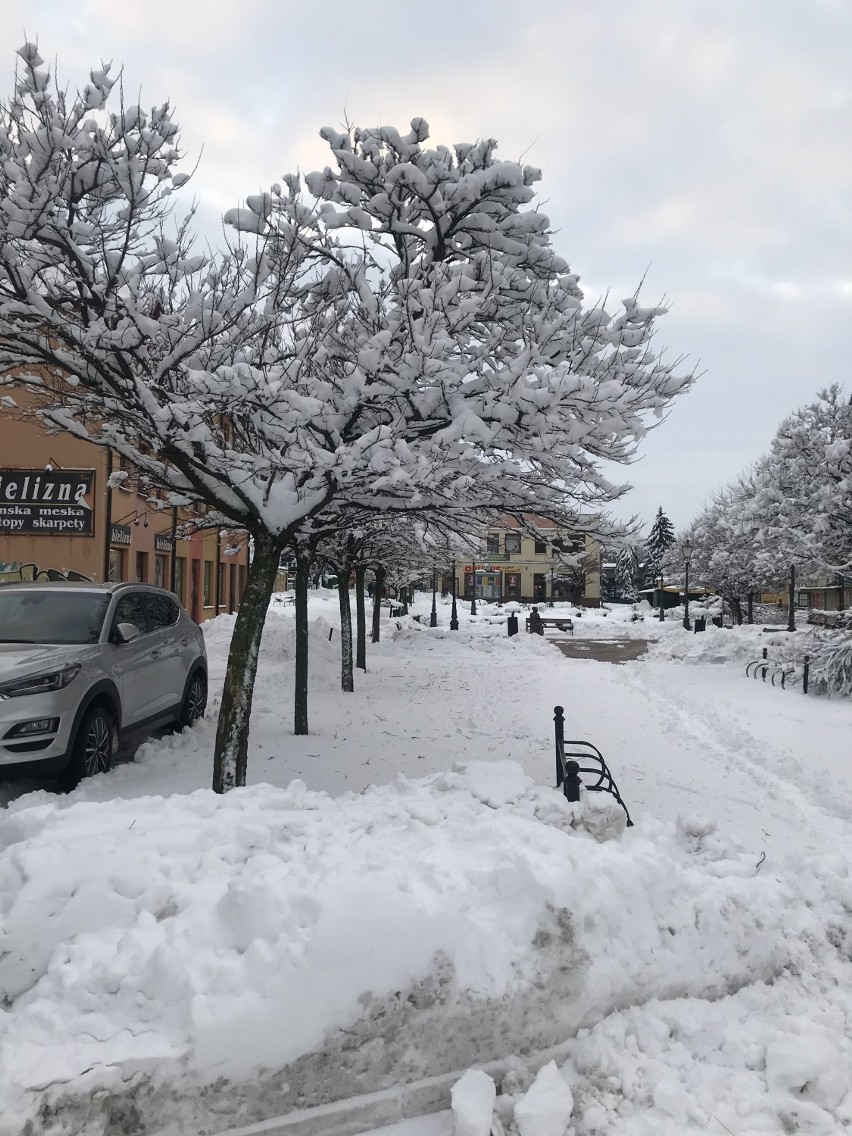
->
<box><xmin>551</xmin><ymin>638</ymin><xmax>651</xmax><ymax>663</ymax></box>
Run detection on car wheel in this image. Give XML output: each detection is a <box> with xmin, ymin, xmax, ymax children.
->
<box><xmin>179</xmin><ymin>671</ymin><xmax>207</xmax><ymax>729</ymax></box>
<box><xmin>62</xmin><ymin>705</ymin><xmax>116</xmax><ymax>791</ymax></box>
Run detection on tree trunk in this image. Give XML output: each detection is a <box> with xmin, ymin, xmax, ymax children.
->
<box><xmin>355</xmin><ymin>565</ymin><xmax>367</xmax><ymax>672</ymax></box>
<box><xmin>747</xmin><ymin>591</ymin><xmax>754</xmax><ymax>625</ymax></box>
<box><xmin>294</xmin><ymin>550</ymin><xmax>311</xmax><ymax>735</ymax></box>
<box><xmin>371</xmin><ymin>564</ymin><xmax>386</xmax><ymax>643</ymax></box>
<box><xmin>730</xmin><ymin>596</ymin><xmax>743</xmax><ymax>626</ymax></box>
<box><xmin>338</xmin><ymin>571</ymin><xmax>354</xmax><ymax>692</ymax></box>
<box><xmin>213</xmin><ymin>530</ymin><xmax>281</xmax><ymax>793</ymax></box>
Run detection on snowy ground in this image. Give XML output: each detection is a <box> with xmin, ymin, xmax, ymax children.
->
<box><xmin>1</xmin><ymin>594</ymin><xmax>851</xmax><ymax>1136</ymax></box>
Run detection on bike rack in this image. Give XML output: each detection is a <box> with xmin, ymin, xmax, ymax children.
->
<box><xmin>745</xmin><ymin>655</ymin><xmax>806</xmax><ymax>692</ymax></box>
<box><xmin>554</xmin><ymin>706</ymin><xmax>633</xmax><ymax>826</ymax></box>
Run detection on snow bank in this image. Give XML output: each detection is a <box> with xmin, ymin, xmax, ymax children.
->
<box><xmin>0</xmin><ymin>760</ymin><xmax>837</xmax><ymax>1136</ymax></box>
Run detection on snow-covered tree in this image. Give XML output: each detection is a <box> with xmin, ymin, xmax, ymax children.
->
<box><xmin>684</xmin><ymin>462</ymin><xmax>790</xmax><ymax>622</ymax></box>
<box><xmin>645</xmin><ymin>507</ymin><xmax>676</xmax><ymax>577</ymax></box>
<box><xmin>750</xmin><ymin>386</ymin><xmax>852</xmax><ymax>574</ymax></box>
<box><xmin>0</xmin><ymin>52</ymin><xmax>696</xmax><ymax>791</ymax></box>
<box><xmin>615</xmin><ymin>545</ymin><xmax>641</xmax><ymax>599</ymax></box>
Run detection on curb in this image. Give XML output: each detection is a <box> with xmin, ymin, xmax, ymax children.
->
<box><xmin>203</xmin><ymin>1039</ymin><xmax>578</xmax><ymax>1136</ymax></box>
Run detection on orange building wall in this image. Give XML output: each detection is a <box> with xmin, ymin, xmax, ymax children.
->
<box><xmin>1</xmin><ymin>387</ymin><xmax>248</xmax><ymax>622</ymax></box>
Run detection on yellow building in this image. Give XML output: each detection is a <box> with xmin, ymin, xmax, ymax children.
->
<box><xmin>452</xmin><ymin>515</ymin><xmax>601</xmax><ymax>605</ymax></box>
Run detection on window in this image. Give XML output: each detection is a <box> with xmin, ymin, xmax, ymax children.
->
<box><xmin>154</xmin><ymin>554</ymin><xmax>167</xmax><ymax>589</ymax></box>
<box><xmin>112</xmin><ymin>592</ymin><xmax>147</xmax><ymax>637</ymax></box>
<box><xmin>534</xmin><ymin>540</ymin><xmax>547</xmax><ymax>555</ymax></box>
<box><xmin>174</xmin><ymin>556</ymin><xmax>186</xmax><ymax>606</ymax></box>
<box><xmin>135</xmin><ymin>551</ymin><xmax>148</xmax><ymax>583</ymax></box>
<box><xmin>505</xmin><ymin>572</ymin><xmax>521</xmax><ymax>597</ymax></box>
<box><xmin>486</xmin><ymin>534</ymin><xmax>500</xmax><ymax>554</ymax></box>
<box><xmin>143</xmin><ymin>593</ymin><xmax>179</xmax><ymax>630</ymax></box>
<box><xmin>108</xmin><ymin>548</ymin><xmax>125</xmax><ymax>582</ymax></box>
<box><xmin>218</xmin><ymin>560</ymin><xmax>225</xmax><ymax>607</ymax></box>
<box><xmin>238</xmin><ymin>564</ymin><xmax>247</xmax><ymax>598</ymax></box>
<box><xmin>0</xmin><ymin>591</ymin><xmax>109</xmax><ymax>645</ymax></box>
<box><xmin>533</xmin><ymin>573</ymin><xmax>547</xmax><ymax>600</ymax></box>
<box><xmin>203</xmin><ymin>560</ymin><xmax>213</xmax><ymax>607</ymax></box>
<box><xmin>554</xmin><ymin>536</ymin><xmax>584</xmax><ymax>555</ymax></box>
<box><xmin>505</xmin><ymin>533</ymin><xmax>521</xmax><ymax>555</ymax></box>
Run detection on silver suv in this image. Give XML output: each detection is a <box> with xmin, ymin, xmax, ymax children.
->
<box><xmin>0</xmin><ymin>581</ymin><xmax>207</xmax><ymax>788</ymax></box>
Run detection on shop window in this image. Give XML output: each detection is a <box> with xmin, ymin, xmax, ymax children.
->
<box><xmin>174</xmin><ymin>556</ymin><xmax>186</xmax><ymax>606</ymax></box>
<box><xmin>154</xmin><ymin>554</ymin><xmax>167</xmax><ymax>589</ymax></box>
<box><xmin>533</xmin><ymin>573</ymin><xmax>547</xmax><ymax>600</ymax></box>
<box><xmin>135</xmin><ymin>551</ymin><xmax>147</xmax><ymax>582</ymax></box>
<box><xmin>108</xmin><ymin>548</ymin><xmax>125</xmax><ymax>582</ymax></box>
<box><xmin>505</xmin><ymin>573</ymin><xmax>522</xmax><ymax>597</ymax></box>
<box><xmin>486</xmin><ymin>534</ymin><xmax>500</xmax><ymax>554</ymax></box>
<box><xmin>505</xmin><ymin>533</ymin><xmax>521</xmax><ymax>555</ymax></box>
<box><xmin>203</xmin><ymin>560</ymin><xmax>213</xmax><ymax>607</ymax></box>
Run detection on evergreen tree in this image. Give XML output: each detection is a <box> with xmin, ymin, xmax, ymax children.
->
<box><xmin>615</xmin><ymin>545</ymin><xmax>640</xmax><ymax>598</ymax></box>
<box><xmin>645</xmin><ymin>507</ymin><xmax>676</xmax><ymax>574</ymax></box>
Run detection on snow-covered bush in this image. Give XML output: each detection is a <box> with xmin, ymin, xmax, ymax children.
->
<box><xmin>806</xmin><ymin>634</ymin><xmax>852</xmax><ymax>697</ymax></box>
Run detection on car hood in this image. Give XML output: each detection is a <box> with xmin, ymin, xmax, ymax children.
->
<box><xmin>0</xmin><ymin>642</ymin><xmax>96</xmax><ymax>679</ymax></box>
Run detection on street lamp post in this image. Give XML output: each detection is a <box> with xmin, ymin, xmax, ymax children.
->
<box><xmin>430</xmin><ymin>566</ymin><xmax>438</xmax><ymax>627</ymax></box>
<box><xmin>681</xmin><ymin>540</ymin><xmax>693</xmax><ymax>630</ymax></box>
<box><xmin>658</xmin><ymin>571</ymin><xmax>665</xmax><ymax>620</ymax></box>
<box><xmin>450</xmin><ymin>560</ymin><xmax>459</xmax><ymax>630</ymax></box>
<box><xmin>787</xmin><ymin>562</ymin><xmax>796</xmax><ymax>633</ymax></box>
<box><xmin>470</xmin><ymin>567</ymin><xmax>477</xmax><ymax>616</ymax></box>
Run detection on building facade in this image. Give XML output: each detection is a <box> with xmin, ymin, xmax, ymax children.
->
<box><xmin>0</xmin><ymin>388</ymin><xmax>249</xmax><ymax>623</ymax></box>
<box><xmin>451</xmin><ymin>515</ymin><xmax>601</xmax><ymax>605</ymax></box>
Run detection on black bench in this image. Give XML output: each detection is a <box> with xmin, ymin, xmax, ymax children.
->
<box><xmin>526</xmin><ymin>616</ymin><xmax>574</xmax><ymax>634</ymax></box>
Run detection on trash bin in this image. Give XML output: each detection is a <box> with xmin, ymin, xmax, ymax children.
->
<box><xmin>693</xmin><ymin>617</ymin><xmax>706</xmax><ymax>633</ymax></box>
<box><xmin>507</xmin><ymin>614</ymin><xmax>519</xmax><ymax>637</ymax></box>
<box><xmin>711</xmin><ymin>616</ymin><xmax>723</xmax><ymax>628</ymax></box>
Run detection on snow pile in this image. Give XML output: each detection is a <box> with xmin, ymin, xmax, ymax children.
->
<box><xmin>2</xmin><ymin>760</ymin><xmax>843</xmax><ymax>1136</ymax></box>
<box><xmin>451</xmin><ymin>1062</ymin><xmax>574</xmax><ymax>1136</ymax></box>
<box><xmin>649</xmin><ymin>621</ymin><xmax>808</xmax><ymax>669</ymax></box>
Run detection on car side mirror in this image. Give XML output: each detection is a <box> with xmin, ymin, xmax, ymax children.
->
<box><xmin>114</xmin><ymin>622</ymin><xmax>141</xmax><ymax>644</ymax></box>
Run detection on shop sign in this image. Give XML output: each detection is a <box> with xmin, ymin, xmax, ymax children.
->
<box><xmin>155</xmin><ymin>532</ymin><xmax>174</xmax><ymax>553</ymax></box>
<box><xmin>0</xmin><ymin>468</ymin><xmax>94</xmax><ymax>536</ymax></box>
<box><xmin>110</xmin><ymin>523</ymin><xmax>131</xmax><ymax>546</ymax></box>
<box><xmin>465</xmin><ymin>563</ymin><xmax>506</xmax><ymax>573</ymax></box>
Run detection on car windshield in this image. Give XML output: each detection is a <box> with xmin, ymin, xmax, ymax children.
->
<box><xmin>0</xmin><ymin>590</ymin><xmax>110</xmax><ymax>644</ymax></box>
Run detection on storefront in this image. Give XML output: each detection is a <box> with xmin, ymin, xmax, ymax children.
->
<box><xmin>463</xmin><ymin>564</ymin><xmax>506</xmax><ymax>600</ymax></box>
<box><xmin>0</xmin><ymin>394</ymin><xmax>249</xmax><ymax>621</ymax></box>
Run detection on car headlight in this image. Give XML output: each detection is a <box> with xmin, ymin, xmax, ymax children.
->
<box><xmin>0</xmin><ymin>664</ymin><xmax>82</xmax><ymax>699</ymax></box>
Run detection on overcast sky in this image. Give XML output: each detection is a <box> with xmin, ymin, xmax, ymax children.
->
<box><xmin>6</xmin><ymin>0</ymin><xmax>851</xmax><ymax>532</ymax></box>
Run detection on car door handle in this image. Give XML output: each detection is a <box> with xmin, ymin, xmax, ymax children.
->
<box><xmin>149</xmin><ymin>649</ymin><xmax>162</xmax><ymax>660</ymax></box>
<box><xmin>180</xmin><ymin>638</ymin><xmax>189</xmax><ymax>646</ymax></box>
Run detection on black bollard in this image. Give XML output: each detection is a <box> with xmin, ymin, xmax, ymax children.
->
<box><xmin>554</xmin><ymin>705</ymin><xmax>565</xmax><ymax>787</ymax></box>
<box><xmin>562</xmin><ymin>760</ymin><xmax>582</xmax><ymax>802</ymax></box>
<box><xmin>803</xmin><ymin>654</ymin><xmax>810</xmax><ymax>695</ymax></box>
<box><xmin>507</xmin><ymin>613</ymin><xmax>518</xmax><ymax>637</ymax></box>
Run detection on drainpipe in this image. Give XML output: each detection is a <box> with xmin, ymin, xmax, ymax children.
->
<box><xmin>103</xmin><ymin>449</ymin><xmax>113</xmax><ymax>581</ymax></box>
<box><xmin>214</xmin><ymin>529</ymin><xmax>221</xmax><ymax>616</ymax></box>
<box><xmin>169</xmin><ymin>505</ymin><xmax>178</xmax><ymax>594</ymax></box>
